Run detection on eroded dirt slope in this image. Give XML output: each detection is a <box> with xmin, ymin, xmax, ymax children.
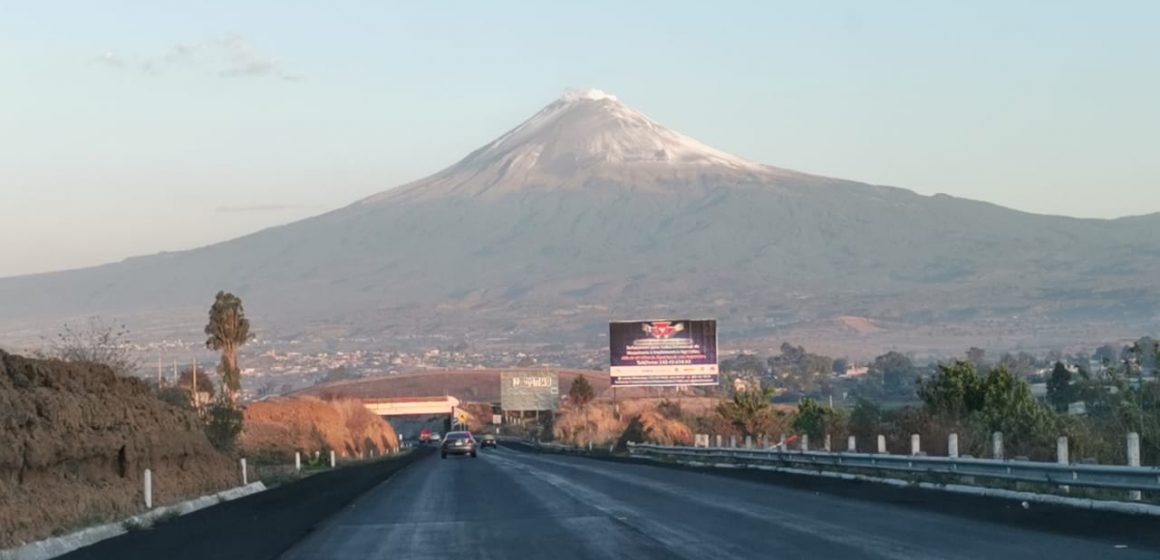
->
<box><xmin>0</xmin><ymin>350</ymin><xmax>237</xmax><ymax>548</ymax></box>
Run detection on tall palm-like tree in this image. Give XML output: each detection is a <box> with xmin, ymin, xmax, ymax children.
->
<box><xmin>205</xmin><ymin>291</ymin><xmax>251</xmax><ymax>402</ymax></box>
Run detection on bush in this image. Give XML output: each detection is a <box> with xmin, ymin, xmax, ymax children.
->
<box><xmin>205</xmin><ymin>397</ymin><xmax>244</xmax><ymax>452</ymax></box>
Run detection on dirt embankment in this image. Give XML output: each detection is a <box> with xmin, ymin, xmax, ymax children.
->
<box><xmin>0</xmin><ymin>350</ymin><xmax>237</xmax><ymax>548</ymax></box>
<box><xmin>241</xmin><ymin>397</ymin><xmax>399</xmax><ymax>460</ymax></box>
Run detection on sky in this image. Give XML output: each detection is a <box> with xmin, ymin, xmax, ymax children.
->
<box><xmin>2</xmin><ymin>1</ymin><xmax>1158</xmax><ymax>277</ymax></box>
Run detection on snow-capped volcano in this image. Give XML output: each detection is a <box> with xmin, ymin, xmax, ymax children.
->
<box><xmin>2</xmin><ymin>89</ymin><xmax>1159</xmax><ymax>354</ymax></box>
<box><xmin>368</xmin><ymin>89</ymin><xmax>793</xmax><ymax>202</ymax></box>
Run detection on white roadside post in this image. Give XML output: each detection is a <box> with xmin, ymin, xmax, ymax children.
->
<box><xmin>730</xmin><ymin>435</ymin><xmax>737</xmax><ymax>448</ymax></box>
<box><xmin>992</xmin><ymin>432</ymin><xmax>1004</xmax><ymax>460</ymax></box>
<box><xmin>877</xmin><ymin>435</ymin><xmax>886</xmax><ymax>454</ymax></box>
<box><xmin>847</xmin><ymin>435</ymin><xmax>856</xmax><ymax>452</ymax></box>
<box><xmin>295</xmin><ymin>452</ymin><xmax>301</xmax><ymax>472</ymax></box>
<box><xmin>1057</xmin><ymin>436</ymin><xmax>1070</xmax><ymax>493</ymax></box>
<box><xmin>745</xmin><ymin>435</ymin><xmax>752</xmax><ymax>449</ymax></box>
<box><xmin>910</xmin><ymin>434</ymin><xmax>920</xmax><ymax>456</ymax></box>
<box><xmin>824</xmin><ymin>434</ymin><xmax>831</xmax><ymax>452</ymax></box>
<box><xmin>144</xmin><ymin>469</ymin><xmax>153</xmax><ymax>509</ymax></box>
<box><xmin>1128</xmin><ymin>432</ymin><xmax>1142</xmax><ymax>501</ymax></box>
<box><xmin>240</xmin><ymin>458</ymin><xmax>248</xmax><ymax>485</ymax></box>
<box><xmin>716</xmin><ymin>434</ymin><xmax>723</xmax><ymax>448</ymax></box>
<box><xmin>948</xmin><ymin>433</ymin><xmax>959</xmax><ymax>458</ymax></box>
<box><xmin>330</xmin><ymin>450</ymin><xmax>336</xmax><ymax>468</ymax></box>
<box><xmin>801</xmin><ymin>434</ymin><xmax>809</xmax><ymax>452</ymax></box>
<box><xmin>762</xmin><ymin>435</ymin><xmax>769</xmax><ymax>449</ymax></box>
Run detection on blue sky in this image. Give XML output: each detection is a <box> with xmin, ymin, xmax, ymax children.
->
<box><xmin>2</xmin><ymin>1</ymin><xmax>1158</xmax><ymax>277</ymax></box>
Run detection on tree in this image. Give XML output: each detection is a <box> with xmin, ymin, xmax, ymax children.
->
<box><xmin>568</xmin><ymin>375</ymin><xmax>595</xmax><ymax>407</ymax></box>
<box><xmin>917</xmin><ymin>360</ymin><xmax>985</xmax><ymax>420</ymax></box>
<box><xmin>966</xmin><ymin>347</ymin><xmax>987</xmax><ymax>369</ymax></box>
<box><xmin>1046</xmin><ymin>362</ymin><xmax>1075</xmax><ymax>412</ymax></box>
<box><xmin>205</xmin><ymin>291</ymin><xmax>252</xmax><ymax>402</ymax></box>
<box><xmin>871</xmin><ymin>351</ymin><xmax>915</xmax><ymax>393</ymax></box>
<box><xmin>38</xmin><ymin>316</ymin><xmax>139</xmax><ymax>377</ymax></box>
<box><xmin>177</xmin><ymin>367</ymin><xmax>216</xmax><ymax>401</ymax></box>
<box><xmin>832</xmin><ymin>358</ymin><xmax>849</xmax><ymax>375</ymax></box>
<box><xmin>1093</xmin><ymin>344</ymin><xmax>1118</xmax><ymax>365</ymax></box>
<box><xmin>792</xmin><ymin>398</ymin><xmax>829</xmax><ymax>440</ymax></box>
<box><xmin>204</xmin><ymin>395</ymin><xmax>244</xmax><ymax>451</ymax></box>
<box><xmin>717</xmin><ymin>387</ymin><xmax>776</xmax><ymax>438</ymax></box>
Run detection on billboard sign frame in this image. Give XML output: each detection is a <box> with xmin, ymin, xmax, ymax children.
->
<box><xmin>609</xmin><ymin>319</ymin><xmax>719</xmax><ymax>387</ymax></box>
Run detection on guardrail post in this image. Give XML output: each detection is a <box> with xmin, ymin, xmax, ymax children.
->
<box><xmin>730</xmin><ymin>435</ymin><xmax>737</xmax><ymax>448</ymax></box>
<box><xmin>910</xmin><ymin>434</ymin><xmax>920</xmax><ymax>456</ymax></box>
<box><xmin>295</xmin><ymin>451</ymin><xmax>301</xmax><ymax>472</ymax></box>
<box><xmin>948</xmin><ymin>433</ymin><xmax>959</xmax><ymax>458</ymax></box>
<box><xmin>1056</xmin><ymin>436</ymin><xmax>1070</xmax><ymax>493</ymax></box>
<box><xmin>240</xmin><ymin>458</ymin><xmax>248</xmax><ymax>485</ymax></box>
<box><xmin>144</xmin><ymin>469</ymin><xmax>153</xmax><ymax>509</ymax></box>
<box><xmin>1128</xmin><ymin>432</ymin><xmax>1142</xmax><ymax>501</ymax></box>
<box><xmin>992</xmin><ymin>432</ymin><xmax>1004</xmax><ymax>460</ymax></box>
<box><xmin>824</xmin><ymin>434</ymin><xmax>831</xmax><ymax>452</ymax></box>
<box><xmin>847</xmin><ymin>435</ymin><xmax>856</xmax><ymax>452</ymax></box>
<box><xmin>330</xmin><ymin>450</ymin><xmax>336</xmax><ymax>468</ymax></box>
<box><xmin>801</xmin><ymin>434</ymin><xmax>809</xmax><ymax>452</ymax></box>
<box><xmin>745</xmin><ymin>435</ymin><xmax>753</xmax><ymax>449</ymax></box>
<box><xmin>877</xmin><ymin>435</ymin><xmax>886</xmax><ymax>454</ymax></box>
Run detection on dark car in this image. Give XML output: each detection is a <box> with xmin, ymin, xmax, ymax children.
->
<box><xmin>441</xmin><ymin>431</ymin><xmax>477</xmax><ymax>459</ymax></box>
<box><xmin>479</xmin><ymin>434</ymin><xmax>497</xmax><ymax>449</ymax></box>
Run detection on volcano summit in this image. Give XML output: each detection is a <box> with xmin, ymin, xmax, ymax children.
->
<box><xmin>1</xmin><ymin>90</ymin><xmax>1157</xmax><ymax>353</ymax></box>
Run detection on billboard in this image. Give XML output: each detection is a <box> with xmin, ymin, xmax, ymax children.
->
<box><xmin>500</xmin><ymin>371</ymin><xmax>559</xmax><ymax>411</ymax></box>
<box><xmin>609</xmin><ymin>319</ymin><xmax>718</xmax><ymax>387</ymax></box>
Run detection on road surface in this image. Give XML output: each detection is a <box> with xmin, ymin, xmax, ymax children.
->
<box><xmin>281</xmin><ymin>445</ymin><xmax>1153</xmax><ymax>559</ymax></box>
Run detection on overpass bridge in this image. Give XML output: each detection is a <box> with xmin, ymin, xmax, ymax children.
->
<box><xmin>360</xmin><ymin>395</ymin><xmax>460</xmax><ymax>417</ymax></box>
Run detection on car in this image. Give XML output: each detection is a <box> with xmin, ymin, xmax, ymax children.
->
<box><xmin>441</xmin><ymin>431</ymin><xmax>477</xmax><ymax>459</ymax></box>
<box><xmin>430</xmin><ymin>433</ymin><xmax>442</xmax><ymax>443</ymax></box>
<box><xmin>479</xmin><ymin>434</ymin><xmax>497</xmax><ymax>449</ymax></box>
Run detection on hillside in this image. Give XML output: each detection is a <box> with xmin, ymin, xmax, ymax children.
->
<box><xmin>0</xmin><ymin>350</ymin><xmax>237</xmax><ymax>547</ymax></box>
<box><xmin>0</xmin><ymin>90</ymin><xmax>1157</xmax><ymax>353</ymax></box>
<box><xmin>299</xmin><ymin>368</ymin><xmax>609</xmax><ymax>403</ymax></box>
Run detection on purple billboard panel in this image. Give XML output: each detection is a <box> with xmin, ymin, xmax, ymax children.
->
<box><xmin>609</xmin><ymin>319</ymin><xmax>718</xmax><ymax>387</ymax></box>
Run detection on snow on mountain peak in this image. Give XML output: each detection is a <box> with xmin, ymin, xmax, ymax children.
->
<box><xmin>561</xmin><ymin>88</ymin><xmax>618</xmax><ymax>102</ymax></box>
<box><xmin>370</xmin><ymin>90</ymin><xmax>797</xmax><ymax>202</ymax></box>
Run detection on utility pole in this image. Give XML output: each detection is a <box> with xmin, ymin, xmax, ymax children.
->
<box><xmin>157</xmin><ymin>356</ymin><xmax>162</xmax><ymax>387</ymax></box>
<box><xmin>191</xmin><ymin>357</ymin><xmax>198</xmax><ymax>408</ymax></box>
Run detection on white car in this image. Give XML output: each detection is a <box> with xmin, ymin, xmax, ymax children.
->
<box><xmin>430</xmin><ymin>433</ymin><xmax>442</xmax><ymax>442</ymax></box>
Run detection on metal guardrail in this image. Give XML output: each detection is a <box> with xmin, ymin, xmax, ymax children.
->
<box><xmin>628</xmin><ymin>443</ymin><xmax>1160</xmax><ymax>492</ymax></box>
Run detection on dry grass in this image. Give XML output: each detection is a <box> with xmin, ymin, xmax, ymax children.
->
<box><xmin>241</xmin><ymin>396</ymin><xmax>399</xmax><ymax>462</ymax></box>
<box><xmin>553</xmin><ymin>398</ymin><xmax>694</xmax><ymax>447</ymax></box>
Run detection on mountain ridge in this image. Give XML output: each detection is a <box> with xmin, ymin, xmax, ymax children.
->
<box><xmin>1</xmin><ymin>90</ymin><xmax>1157</xmax><ymax>353</ymax></box>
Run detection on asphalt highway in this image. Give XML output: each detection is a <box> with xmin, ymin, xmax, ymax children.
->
<box><xmin>280</xmin><ymin>444</ymin><xmax>1155</xmax><ymax>560</ymax></box>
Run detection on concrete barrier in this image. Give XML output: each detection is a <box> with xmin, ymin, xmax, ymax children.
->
<box><xmin>1</xmin><ymin>483</ymin><xmax>266</xmax><ymax>560</ymax></box>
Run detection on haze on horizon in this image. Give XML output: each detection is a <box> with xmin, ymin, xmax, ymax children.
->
<box><xmin>2</xmin><ymin>1</ymin><xmax>1158</xmax><ymax>278</ymax></box>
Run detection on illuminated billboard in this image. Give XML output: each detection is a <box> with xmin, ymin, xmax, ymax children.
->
<box><xmin>609</xmin><ymin>319</ymin><xmax>718</xmax><ymax>387</ymax></box>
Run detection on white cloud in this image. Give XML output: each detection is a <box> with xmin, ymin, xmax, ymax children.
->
<box><xmin>101</xmin><ymin>34</ymin><xmax>300</xmax><ymax>81</ymax></box>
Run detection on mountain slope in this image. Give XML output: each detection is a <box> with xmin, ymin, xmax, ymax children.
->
<box><xmin>1</xmin><ymin>90</ymin><xmax>1158</xmax><ymax>350</ymax></box>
